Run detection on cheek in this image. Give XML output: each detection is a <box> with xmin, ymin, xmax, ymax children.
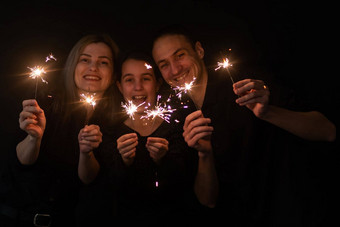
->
<box><xmin>74</xmin><ymin>66</ymin><xmax>83</xmax><ymax>88</ymax></box>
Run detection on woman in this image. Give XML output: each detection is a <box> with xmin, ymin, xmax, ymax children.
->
<box><xmin>5</xmin><ymin>34</ymin><xmax>120</xmax><ymax>227</ymax></box>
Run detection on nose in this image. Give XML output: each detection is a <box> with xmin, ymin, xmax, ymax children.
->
<box><xmin>170</xmin><ymin>60</ymin><xmax>182</xmax><ymax>76</ymax></box>
<box><xmin>134</xmin><ymin>79</ymin><xmax>143</xmax><ymax>91</ymax></box>
<box><xmin>89</xmin><ymin>61</ymin><xmax>98</xmax><ymax>71</ymax></box>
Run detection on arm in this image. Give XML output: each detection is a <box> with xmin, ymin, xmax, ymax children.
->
<box><xmin>234</xmin><ymin>79</ymin><xmax>336</xmax><ymax>142</ymax></box>
<box><xmin>78</xmin><ymin>125</ymin><xmax>102</xmax><ymax>184</ymax></box>
<box><xmin>259</xmin><ymin>106</ymin><xmax>336</xmax><ymax>142</ymax></box>
<box><xmin>183</xmin><ymin>110</ymin><xmax>219</xmax><ymax>208</ymax></box>
<box><xmin>16</xmin><ymin>99</ymin><xmax>46</xmax><ymax>165</ymax></box>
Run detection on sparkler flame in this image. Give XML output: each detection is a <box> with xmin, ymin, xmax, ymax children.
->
<box><xmin>121</xmin><ymin>100</ymin><xmax>145</xmax><ymax>120</ymax></box>
<box><xmin>215</xmin><ymin>57</ymin><xmax>232</xmax><ymax>71</ymax></box>
<box><xmin>80</xmin><ymin>93</ymin><xmax>97</xmax><ymax>108</ymax></box>
<box><xmin>215</xmin><ymin>55</ymin><xmax>235</xmax><ymax>84</ymax></box>
<box><xmin>46</xmin><ymin>53</ymin><xmax>57</xmax><ymax>62</ymax></box>
<box><xmin>28</xmin><ymin>66</ymin><xmax>48</xmax><ymax>84</ymax></box>
<box><xmin>173</xmin><ymin>77</ymin><xmax>196</xmax><ymax>99</ymax></box>
<box><xmin>141</xmin><ymin>95</ymin><xmax>176</xmax><ymax>123</ymax></box>
<box><xmin>144</xmin><ymin>63</ymin><xmax>152</xmax><ymax>69</ymax></box>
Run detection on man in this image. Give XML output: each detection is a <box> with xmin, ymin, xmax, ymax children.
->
<box><xmin>152</xmin><ymin>24</ymin><xmax>336</xmax><ymax>225</ymax></box>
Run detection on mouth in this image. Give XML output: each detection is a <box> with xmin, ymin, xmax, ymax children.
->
<box><xmin>83</xmin><ymin>75</ymin><xmax>101</xmax><ymax>81</ymax></box>
<box><xmin>174</xmin><ymin>73</ymin><xmax>187</xmax><ymax>83</ymax></box>
<box><xmin>132</xmin><ymin>95</ymin><xmax>147</xmax><ymax>105</ymax></box>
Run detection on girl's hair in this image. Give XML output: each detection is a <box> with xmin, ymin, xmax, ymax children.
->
<box><xmin>52</xmin><ymin>33</ymin><xmax>121</xmax><ymax>125</ymax></box>
<box><xmin>117</xmin><ymin>49</ymin><xmax>162</xmax><ymax>83</ymax></box>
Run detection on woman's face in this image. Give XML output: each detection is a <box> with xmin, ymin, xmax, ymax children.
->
<box><xmin>117</xmin><ymin>58</ymin><xmax>159</xmax><ymax>113</ymax></box>
<box><xmin>74</xmin><ymin>42</ymin><xmax>113</xmax><ymax>97</ymax></box>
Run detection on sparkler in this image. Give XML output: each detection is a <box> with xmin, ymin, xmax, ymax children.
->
<box><xmin>173</xmin><ymin>77</ymin><xmax>196</xmax><ymax>100</ymax></box>
<box><xmin>121</xmin><ymin>100</ymin><xmax>146</xmax><ymax>120</ymax></box>
<box><xmin>215</xmin><ymin>56</ymin><xmax>235</xmax><ymax>84</ymax></box>
<box><xmin>28</xmin><ymin>53</ymin><xmax>57</xmax><ymax>99</ymax></box>
<box><xmin>141</xmin><ymin>95</ymin><xmax>176</xmax><ymax>123</ymax></box>
<box><xmin>80</xmin><ymin>92</ymin><xmax>97</xmax><ymax>125</ymax></box>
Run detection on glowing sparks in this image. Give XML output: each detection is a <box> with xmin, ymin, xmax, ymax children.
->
<box><xmin>144</xmin><ymin>63</ymin><xmax>152</xmax><ymax>69</ymax></box>
<box><xmin>173</xmin><ymin>77</ymin><xmax>196</xmax><ymax>99</ymax></box>
<box><xmin>45</xmin><ymin>53</ymin><xmax>57</xmax><ymax>62</ymax></box>
<box><xmin>80</xmin><ymin>93</ymin><xmax>97</xmax><ymax>108</ymax></box>
<box><xmin>28</xmin><ymin>66</ymin><xmax>48</xmax><ymax>84</ymax></box>
<box><xmin>27</xmin><ymin>53</ymin><xmax>57</xmax><ymax>99</ymax></box>
<box><xmin>215</xmin><ymin>56</ymin><xmax>235</xmax><ymax>84</ymax></box>
<box><xmin>215</xmin><ymin>57</ymin><xmax>232</xmax><ymax>71</ymax></box>
<box><xmin>121</xmin><ymin>100</ymin><xmax>145</xmax><ymax>120</ymax></box>
<box><xmin>141</xmin><ymin>95</ymin><xmax>176</xmax><ymax>123</ymax></box>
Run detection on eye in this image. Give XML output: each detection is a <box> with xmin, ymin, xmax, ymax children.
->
<box><xmin>159</xmin><ymin>62</ymin><xmax>169</xmax><ymax>70</ymax></box>
<box><xmin>100</xmin><ymin>60</ymin><xmax>109</xmax><ymax>65</ymax></box>
<box><xmin>176</xmin><ymin>52</ymin><xmax>185</xmax><ymax>59</ymax></box>
<box><xmin>79</xmin><ymin>57</ymin><xmax>89</xmax><ymax>63</ymax></box>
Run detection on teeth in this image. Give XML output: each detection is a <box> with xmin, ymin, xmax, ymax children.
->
<box><xmin>175</xmin><ymin>74</ymin><xmax>186</xmax><ymax>82</ymax></box>
<box><xmin>84</xmin><ymin>75</ymin><xmax>100</xmax><ymax>80</ymax></box>
<box><xmin>133</xmin><ymin>96</ymin><xmax>146</xmax><ymax>100</ymax></box>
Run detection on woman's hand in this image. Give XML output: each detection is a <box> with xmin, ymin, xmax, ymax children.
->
<box><xmin>78</xmin><ymin>124</ymin><xmax>102</xmax><ymax>153</ymax></box>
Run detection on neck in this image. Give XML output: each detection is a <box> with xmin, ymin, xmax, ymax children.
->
<box><xmin>189</xmin><ymin>68</ymin><xmax>208</xmax><ymax>110</ymax></box>
<box><xmin>125</xmin><ymin>114</ymin><xmax>163</xmax><ymax>136</ymax></box>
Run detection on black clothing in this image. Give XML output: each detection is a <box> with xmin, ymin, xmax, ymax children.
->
<box><xmin>0</xmin><ymin>97</ymin><xmax>111</xmax><ymax>227</ymax></box>
<box><xmin>95</xmin><ymin>116</ymin><xmax>209</xmax><ymax>225</ymax></box>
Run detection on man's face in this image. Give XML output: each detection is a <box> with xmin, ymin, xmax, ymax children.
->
<box><xmin>152</xmin><ymin>34</ymin><xmax>204</xmax><ymax>88</ymax></box>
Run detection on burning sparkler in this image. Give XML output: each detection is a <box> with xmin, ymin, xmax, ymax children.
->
<box><xmin>28</xmin><ymin>53</ymin><xmax>57</xmax><ymax>99</ymax></box>
<box><xmin>141</xmin><ymin>95</ymin><xmax>176</xmax><ymax>123</ymax></box>
<box><xmin>215</xmin><ymin>56</ymin><xmax>235</xmax><ymax>84</ymax></box>
<box><xmin>121</xmin><ymin>100</ymin><xmax>145</xmax><ymax>120</ymax></box>
<box><xmin>80</xmin><ymin>92</ymin><xmax>97</xmax><ymax>125</ymax></box>
<box><xmin>173</xmin><ymin>77</ymin><xmax>196</xmax><ymax>100</ymax></box>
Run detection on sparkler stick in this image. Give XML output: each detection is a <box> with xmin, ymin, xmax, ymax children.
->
<box><xmin>28</xmin><ymin>53</ymin><xmax>57</xmax><ymax>99</ymax></box>
<box><xmin>80</xmin><ymin>92</ymin><xmax>97</xmax><ymax>125</ymax></box>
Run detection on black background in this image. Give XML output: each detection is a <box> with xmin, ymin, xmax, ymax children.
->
<box><xmin>0</xmin><ymin>0</ymin><xmax>338</xmax><ymax>224</ymax></box>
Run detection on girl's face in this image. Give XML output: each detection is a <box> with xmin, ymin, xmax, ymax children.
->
<box><xmin>117</xmin><ymin>59</ymin><xmax>159</xmax><ymax>113</ymax></box>
<box><xmin>74</xmin><ymin>42</ymin><xmax>113</xmax><ymax>97</ymax></box>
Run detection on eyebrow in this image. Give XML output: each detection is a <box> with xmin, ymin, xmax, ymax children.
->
<box><xmin>156</xmin><ymin>48</ymin><xmax>187</xmax><ymax>65</ymax></box>
<box><xmin>80</xmin><ymin>53</ymin><xmax>112</xmax><ymax>60</ymax></box>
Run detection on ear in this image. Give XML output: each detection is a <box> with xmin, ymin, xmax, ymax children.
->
<box><xmin>195</xmin><ymin>41</ymin><xmax>204</xmax><ymax>59</ymax></box>
<box><xmin>116</xmin><ymin>80</ymin><xmax>123</xmax><ymax>94</ymax></box>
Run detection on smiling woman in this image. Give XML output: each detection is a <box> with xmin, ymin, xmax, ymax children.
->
<box><xmin>1</xmin><ymin>33</ymin><xmax>122</xmax><ymax>227</ymax></box>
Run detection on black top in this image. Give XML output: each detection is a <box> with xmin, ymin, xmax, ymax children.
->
<box><xmin>1</xmin><ymin>96</ymin><xmax>113</xmax><ymax>227</ymax></box>
<box><xmin>95</xmin><ymin>114</ymin><xmax>206</xmax><ymax>224</ymax></box>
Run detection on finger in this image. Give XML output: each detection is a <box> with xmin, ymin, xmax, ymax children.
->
<box><xmin>183</xmin><ymin>110</ymin><xmax>203</xmax><ymax>129</ymax></box>
<box><xmin>185</xmin><ymin>118</ymin><xmax>212</xmax><ymax>133</ymax></box>
<box><xmin>121</xmin><ymin>148</ymin><xmax>136</xmax><ymax>159</ymax></box>
<box><xmin>186</xmin><ymin>131</ymin><xmax>213</xmax><ymax>148</ymax></box>
<box><xmin>22</xmin><ymin>99</ymin><xmax>38</xmax><ymax>108</ymax></box>
<box><xmin>119</xmin><ymin>141</ymin><xmax>138</xmax><ymax>154</ymax></box>
<box><xmin>184</xmin><ymin>125</ymin><xmax>214</xmax><ymax>141</ymax></box>
<box><xmin>117</xmin><ymin>133</ymin><xmax>137</xmax><ymax>143</ymax></box>
<box><xmin>19</xmin><ymin>111</ymin><xmax>37</xmax><ymax>121</ymax></box>
<box><xmin>235</xmin><ymin>89</ymin><xmax>269</xmax><ymax>105</ymax></box>
<box><xmin>147</xmin><ymin>137</ymin><xmax>168</xmax><ymax>145</ymax></box>
<box><xmin>233</xmin><ymin>79</ymin><xmax>265</xmax><ymax>95</ymax></box>
<box><xmin>81</xmin><ymin>135</ymin><xmax>102</xmax><ymax>143</ymax></box>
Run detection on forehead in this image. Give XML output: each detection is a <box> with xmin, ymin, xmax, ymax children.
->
<box><xmin>82</xmin><ymin>42</ymin><xmax>112</xmax><ymax>57</ymax></box>
<box><xmin>152</xmin><ymin>34</ymin><xmax>193</xmax><ymax>60</ymax></box>
<box><xmin>122</xmin><ymin>59</ymin><xmax>154</xmax><ymax>73</ymax></box>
